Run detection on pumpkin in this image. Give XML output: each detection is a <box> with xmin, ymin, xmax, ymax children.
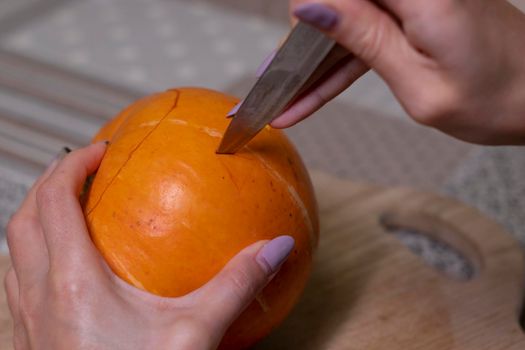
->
<box><xmin>84</xmin><ymin>87</ymin><xmax>319</xmax><ymax>349</ymax></box>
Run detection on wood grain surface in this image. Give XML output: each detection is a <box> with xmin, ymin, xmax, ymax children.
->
<box><xmin>1</xmin><ymin>172</ymin><xmax>524</xmax><ymax>349</ymax></box>
<box><xmin>255</xmin><ymin>172</ymin><xmax>525</xmax><ymax>349</ymax></box>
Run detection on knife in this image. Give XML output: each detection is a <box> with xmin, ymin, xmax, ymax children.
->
<box><xmin>216</xmin><ymin>21</ymin><xmax>351</xmax><ymax>154</ymax></box>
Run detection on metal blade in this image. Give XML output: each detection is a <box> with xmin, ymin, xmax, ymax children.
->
<box><xmin>217</xmin><ymin>21</ymin><xmax>342</xmax><ymax>154</ymax></box>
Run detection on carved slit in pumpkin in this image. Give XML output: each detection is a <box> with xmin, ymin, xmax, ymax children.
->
<box><xmin>86</xmin><ymin>90</ymin><xmax>181</xmax><ymax>217</ymax></box>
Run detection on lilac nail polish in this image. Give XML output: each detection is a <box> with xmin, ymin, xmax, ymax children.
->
<box><xmin>256</xmin><ymin>236</ymin><xmax>295</xmax><ymax>274</ymax></box>
<box><xmin>294</xmin><ymin>3</ymin><xmax>340</xmax><ymax>31</ymax></box>
<box><xmin>226</xmin><ymin>101</ymin><xmax>242</xmax><ymax>118</ymax></box>
<box><xmin>256</xmin><ymin>50</ymin><xmax>277</xmax><ymax>78</ymax></box>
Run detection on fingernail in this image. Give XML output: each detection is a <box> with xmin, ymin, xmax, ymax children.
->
<box><xmin>256</xmin><ymin>236</ymin><xmax>295</xmax><ymax>274</ymax></box>
<box><xmin>294</xmin><ymin>3</ymin><xmax>340</xmax><ymax>31</ymax></box>
<box><xmin>226</xmin><ymin>101</ymin><xmax>242</xmax><ymax>118</ymax></box>
<box><xmin>46</xmin><ymin>146</ymin><xmax>71</xmax><ymax>173</ymax></box>
<box><xmin>56</xmin><ymin>146</ymin><xmax>72</xmax><ymax>161</ymax></box>
<box><xmin>256</xmin><ymin>49</ymin><xmax>277</xmax><ymax>78</ymax></box>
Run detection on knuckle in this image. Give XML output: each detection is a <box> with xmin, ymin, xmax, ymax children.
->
<box><xmin>49</xmin><ymin>272</ymin><xmax>90</xmax><ymax>307</ymax></box>
<box><xmin>227</xmin><ymin>264</ymin><xmax>265</xmax><ymax>302</ymax></box>
<box><xmin>35</xmin><ymin>179</ymin><xmax>65</xmax><ymax>208</ymax></box>
<box><xmin>345</xmin><ymin>14</ymin><xmax>389</xmax><ymax>64</ymax></box>
<box><xmin>6</xmin><ymin>213</ymin><xmax>38</xmax><ymax>250</ymax></box>
<box><xmin>311</xmin><ymin>89</ymin><xmax>330</xmax><ymax>109</ymax></box>
<box><xmin>6</xmin><ymin>215</ymin><xmax>23</xmax><ymax>247</ymax></box>
<box><xmin>229</xmin><ymin>268</ymin><xmax>256</xmax><ymax>300</ymax></box>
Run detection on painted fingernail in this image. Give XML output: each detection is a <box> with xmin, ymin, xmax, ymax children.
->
<box><xmin>294</xmin><ymin>3</ymin><xmax>340</xmax><ymax>31</ymax></box>
<box><xmin>256</xmin><ymin>235</ymin><xmax>295</xmax><ymax>274</ymax></box>
<box><xmin>256</xmin><ymin>50</ymin><xmax>277</xmax><ymax>78</ymax></box>
<box><xmin>226</xmin><ymin>101</ymin><xmax>243</xmax><ymax>118</ymax></box>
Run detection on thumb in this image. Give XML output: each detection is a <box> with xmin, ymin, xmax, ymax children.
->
<box><xmin>192</xmin><ymin>236</ymin><xmax>295</xmax><ymax>332</ymax></box>
<box><xmin>293</xmin><ymin>1</ymin><xmax>420</xmax><ymax>88</ymax></box>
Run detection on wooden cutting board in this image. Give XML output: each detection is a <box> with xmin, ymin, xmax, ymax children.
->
<box><xmin>1</xmin><ymin>171</ymin><xmax>524</xmax><ymax>349</ymax></box>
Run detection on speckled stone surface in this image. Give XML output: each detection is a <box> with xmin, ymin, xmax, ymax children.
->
<box><xmin>445</xmin><ymin>147</ymin><xmax>525</xmax><ymax>245</ymax></box>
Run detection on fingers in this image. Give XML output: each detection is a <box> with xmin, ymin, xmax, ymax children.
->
<box><xmin>276</xmin><ymin>0</ymin><xmax>423</xmax><ymax>129</ymax></box>
<box><xmin>6</xmin><ymin>150</ymin><xmax>66</xmax><ymax>287</ymax></box>
<box><xmin>293</xmin><ymin>1</ymin><xmax>420</xmax><ymax>90</ymax></box>
<box><xmin>36</xmin><ymin>141</ymin><xmax>107</xmax><ymax>271</ymax></box>
<box><xmin>271</xmin><ymin>56</ymin><xmax>368</xmax><ymax>128</ymax></box>
<box><xmin>193</xmin><ymin>236</ymin><xmax>295</xmax><ymax>333</ymax></box>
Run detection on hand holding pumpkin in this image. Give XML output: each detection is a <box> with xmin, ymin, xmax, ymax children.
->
<box><xmin>4</xmin><ymin>142</ymin><xmax>294</xmax><ymax>350</ymax></box>
<box><xmin>275</xmin><ymin>0</ymin><xmax>525</xmax><ymax>144</ymax></box>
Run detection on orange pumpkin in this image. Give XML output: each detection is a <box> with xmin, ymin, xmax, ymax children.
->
<box><xmin>84</xmin><ymin>87</ymin><xmax>319</xmax><ymax>349</ymax></box>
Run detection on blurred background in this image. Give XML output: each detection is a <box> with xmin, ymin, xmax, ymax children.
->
<box><xmin>0</xmin><ymin>0</ymin><xmax>525</xmax><ymax>258</ymax></box>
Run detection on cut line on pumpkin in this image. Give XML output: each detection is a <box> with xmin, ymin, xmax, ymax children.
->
<box><xmin>200</xmin><ymin>126</ymin><xmax>222</xmax><ymax>138</ymax></box>
<box><xmin>139</xmin><ymin>120</ymin><xmax>161</xmax><ymax>128</ymax></box>
<box><xmin>217</xmin><ymin>157</ymin><xmax>242</xmax><ymax>192</ymax></box>
<box><xmin>247</xmin><ymin>146</ymin><xmax>316</xmax><ymax>246</ymax></box>
<box><xmin>86</xmin><ymin>89</ymin><xmax>181</xmax><ymax>217</ymax></box>
<box><xmin>167</xmin><ymin>118</ymin><xmax>223</xmax><ymax>138</ymax></box>
<box><xmin>168</xmin><ymin>118</ymin><xmax>188</xmax><ymax>126</ymax></box>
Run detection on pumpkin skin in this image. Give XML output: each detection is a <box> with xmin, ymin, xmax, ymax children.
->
<box><xmin>84</xmin><ymin>87</ymin><xmax>319</xmax><ymax>349</ymax></box>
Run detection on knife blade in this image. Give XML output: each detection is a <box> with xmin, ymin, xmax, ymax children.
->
<box><xmin>217</xmin><ymin>21</ymin><xmax>350</xmax><ymax>154</ymax></box>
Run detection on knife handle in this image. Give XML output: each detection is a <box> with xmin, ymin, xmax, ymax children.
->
<box><xmin>292</xmin><ymin>44</ymin><xmax>352</xmax><ymax>103</ymax></box>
